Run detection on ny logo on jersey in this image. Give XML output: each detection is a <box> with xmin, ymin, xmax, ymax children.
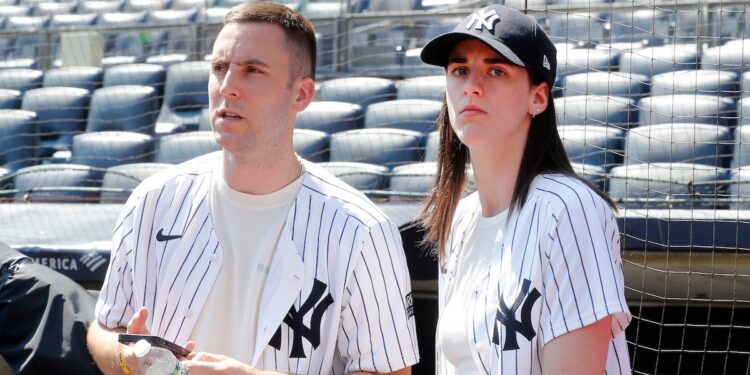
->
<box><xmin>269</xmin><ymin>278</ymin><xmax>334</xmax><ymax>358</ymax></box>
<box><xmin>492</xmin><ymin>278</ymin><xmax>541</xmax><ymax>351</ymax></box>
<box><xmin>465</xmin><ymin>9</ymin><xmax>500</xmax><ymax>33</ymax></box>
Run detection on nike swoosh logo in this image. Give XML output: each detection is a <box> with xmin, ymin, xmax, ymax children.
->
<box><xmin>156</xmin><ymin>229</ymin><xmax>182</xmax><ymax>242</ymax></box>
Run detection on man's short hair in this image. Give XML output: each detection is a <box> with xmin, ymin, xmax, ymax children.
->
<box><xmin>224</xmin><ymin>2</ymin><xmax>317</xmax><ymax>80</ymax></box>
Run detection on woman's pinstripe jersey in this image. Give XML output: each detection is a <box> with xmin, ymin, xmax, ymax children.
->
<box><xmin>95</xmin><ymin>152</ymin><xmax>419</xmax><ymax>373</ymax></box>
<box><xmin>436</xmin><ymin>174</ymin><xmax>631</xmax><ymax>375</ymax></box>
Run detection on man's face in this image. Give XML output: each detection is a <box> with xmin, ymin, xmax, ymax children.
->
<box><xmin>208</xmin><ymin>22</ymin><xmax>304</xmax><ymax>153</ymax></box>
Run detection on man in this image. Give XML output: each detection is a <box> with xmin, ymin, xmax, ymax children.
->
<box><xmin>87</xmin><ymin>3</ymin><xmax>419</xmax><ymax>374</ymax></box>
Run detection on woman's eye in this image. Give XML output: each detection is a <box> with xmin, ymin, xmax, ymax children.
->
<box><xmin>452</xmin><ymin>67</ymin><xmax>468</xmax><ymax>76</ymax></box>
<box><xmin>489</xmin><ymin>68</ymin><xmax>505</xmax><ymax>76</ymax></box>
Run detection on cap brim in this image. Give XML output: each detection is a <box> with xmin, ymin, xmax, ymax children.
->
<box><xmin>420</xmin><ymin>31</ymin><xmax>526</xmax><ymax>69</ymax></box>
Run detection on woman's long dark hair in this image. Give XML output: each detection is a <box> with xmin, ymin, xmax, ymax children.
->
<box><xmin>420</xmin><ymin>71</ymin><xmax>616</xmax><ymax>259</ymax></box>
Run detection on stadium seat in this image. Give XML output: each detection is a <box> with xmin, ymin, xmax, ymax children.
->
<box><xmin>318</xmin><ymin>162</ymin><xmax>389</xmax><ymax>195</ymax></box>
<box><xmin>330</xmin><ymin>128</ymin><xmax>423</xmax><ymax>167</ymax></box>
<box><xmin>604</xmin><ymin>9</ymin><xmax>682</xmax><ymax>46</ymax></box>
<box><xmin>43</xmin><ymin>67</ymin><xmax>103</xmax><ymax>92</ymax></box>
<box><xmin>3</xmin><ymin>15</ymin><xmax>50</xmax><ymax>59</ymax></box>
<box><xmin>293</xmin><ymin>129</ymin><xmax>329</xmax><ymax>163</ymax></box>
<box><xmin>295</xmin><ymin>101</ymin><xmax>363</xmax><ymax>134</ymax></box>
<box><xmin>102</xmin><ymin>63</ymin><xmax>166</xmax><ymax>98</ymax></box>
<box><xmin>0</xmin><ymin>58</ymin><xmax>36</xmax><ymax>70</ymax></box>
<box><xmin>558</xmin><ymin>125</ymin><xmax>624</xmax><ymax>169</ymax></box>
<box><xmin>100</xmin><ymin>56</ymin><xmax>139</xmax><ymax>69</ymax></box>
<box><xmin>739</xmin><ymin>98</ymin><xmax>750</xmax><ymax>126</ymax></box>
<box><xmin>401</xmin><ymin>48</ymin><xmax>444</xmax><ymax>78</ymax></box>
<box><xmin>732</xmin><ymin>125</ymin><xmax>750</xmax><ymax>168</ymax></box>
<box><xmin>542</xmin><ymin>12</ymin><xmax>607</xmax><ymax>46</ymax></box>
<box><xmin>556</xmin><ymin>48</ymin><xmax>619</xmax><ymax>77</ymax></box>
<box><xmin>34</xmin><ymin>2</ymin><xmax>77</xmax><ymax>16</ymax></box>
<box><xmin>87</xmin><ymin>85</ymin><xmax>160</xmax><ymax>133</ymax></box>
<box><xmin>144</xmin><ymin>54</ymin><xmax>189</xmax><ymax>67</ymax></box>
<box><xmin>21</xmin><ymin>87</ymin><xmax>90</xmax><ymax>156</ymax></box>
<box><xmin>743</xmin><ymin>72</ymin><xmax>750</xmax><ymax>98</ymax></box>
<box><xmin>155</xmin><ymin>131</ymin><xmax>219</xmax><ymax>164</ymax></box>
<box><xmin>389</xmin><ymin>162</ymin><xmax>436</xmax><ymax>200</ymax></box>
<box><xmin>423</xmin><ymin>131</ymin><xmax>438</xmax><ymax>162</ymax></box>
<box><xmin>571</xmin><ymin>162</ymin><xmax>607</xmax><ymax>191</ymax></box>
<box><xmin>561</xmin><ymin>72</ymin><xmax>649</xmax><ymax>99</ymax></box>
<box><xmin>650</xmin><ymin>70</ymin><xmax>740</xmax><ymax>98</ymax></box>
<box><xmin>145</xmin><ymin>9</ymin><xmax>198</xmax><ymax>57</ymax></box>
<box><xmin>397</xmin><ymin>75</ymin><xmax>445</xmax><ymax>101</ymax></box>
<box><xmin>301</xmin><ymin>2</ymin><xmax>344</xmax><ymax>19</ymax></box>
<box><xmin>364</xmin><ymin>99</ymin><xmax>440</xmax><ymax>133</ymax></box>
<box><xmin>555</xmin><ymin>95</ymin><xmax>637</xmax><ymax>128</ymax></box>
<box><xmin>70</xmin><ymin>131</ymin><xmax>154</xmax><ymax>169</ymax></box>
<box><xmin>0</xmin><ymin>89</ymin><xmax>21</xmax><ymax>109</ymax></box>
<box><xmin>0</xmin><ymin>68</ymin><xmax>42</xmax><ymax>93</ymax></box>
<box><xmin>100</xmin><ymin>162</ymin><xmax>171</xmax><ymax>201</ymax></box>
<box><xmin>608</xmin><ymin>162</ymin><xmax>729</xmax><ymax>209</ymax></box>
<box><xmin>702</xmin><ymin>39</ymin><xmax>750</xmax><ymax>75</ymax></box>
<box><xmin>0</xmin><ymin>109</ymin><xmax>36</xmax><ymax>171</ymax></box>
<box><xmin>0</xmin><ymin>5</ymin><xmax>32</xmax><ymax>18</ymax></box>
<box><xmin>317</xmin><ymin>77</ymin><xmax>396</xmax><ymax>109</ymax></box>
<box><xmin>157</xmin><ymin>61</ymin><xmax>210</xmax><ymax>132</ymax></box>
<box><xmin>12</xmin><ymin>163</ymin><xmax>102</xmax><ymax>203</ymax></box>
<box><xmin>0</xmin><ymin>166</ymin><xmax>9</xmax><ymax>190</ymax></box>
<box><xmin>619</xmin><ymin>45</ymin><xmax>699</xmax><ymax>77</ymax></box>
<box><xmin>126</xmin><ymin>0</ymin><xmax>169</xmax><ymax>12</ymax></box>
<box><xmin>50</xmin><ymin>14</ymin><xmax>98</xmax><ymax>28</ymax></box>
<box><xmin>639</xmin><ymin>94</ymin><xmax>737</xmax><ymax>127</ymax></box>
<box><xmin>77</xmin><ymin>0</ymin><xmax>124</xmax><ymax>14</ymax></box>
<box><xmin>171</xmin><ymin>0</ymin><xmax>212</xmax><ymax>10</ymax></box>
<box><xmin>728</xmin><ymin>169</ymin><xmax>750</xmax><ymax>210</ymax></box>
<box><xmin>97</xmin><ymin>11</ymin><xmax>147</xmax><ymax>62</ymax></box>
<box><xmin>625</xmin><ymin>123</ymin><xmax>733</xmax><ymax>168</ymax></box>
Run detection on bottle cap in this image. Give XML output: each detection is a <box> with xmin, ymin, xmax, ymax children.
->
<box><xmin>132</xmin><ymin>339</ymin><xmax>152</xmax><ymax>358</ymax></box>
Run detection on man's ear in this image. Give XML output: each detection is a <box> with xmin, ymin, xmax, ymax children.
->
<box><xmin>291</xmin><ymin>76</ymin><xmax>315</xmax><ymax>113</ymax></box>
<box><xmin>528</xmin><ymin>81</ymin><xmax>550</xmax><ymax>117</ymax></box>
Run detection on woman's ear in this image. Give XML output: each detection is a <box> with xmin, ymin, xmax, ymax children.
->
<box><xmin>528</xmin><ymin>81</ymin><xmax>550</xmax><ymax>118</ymax></box>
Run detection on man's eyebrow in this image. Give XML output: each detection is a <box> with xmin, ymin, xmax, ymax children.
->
<box><xmin>210</xmin><ymin>58</ymin><xmax>270</xmax><ymax>68</ymax></box>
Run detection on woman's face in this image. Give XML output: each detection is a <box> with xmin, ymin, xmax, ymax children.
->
<box><xmin>445</xmin><ymin>39</ymin><xmax>545</xmax><ymax>152</ymax></box>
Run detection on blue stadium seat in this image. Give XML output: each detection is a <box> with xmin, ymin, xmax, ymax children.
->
<box><xmin>397</xmin><ymin>75</ymin><xmax>445</xmax><ymax>101</ymax></box>
<box><xmin>87</xmin><ymin>85</ymin><xmax>160</xmax><ymax>133</ymax></box>
<box><xmin>561</xmin><ymin>72</ymin><xmax>649</xmax><ymax>99</ymax></box>
<box><xmin>145</xmin><ymin>9</ymin><xmax>198</xmax><ymax>57</ymax></box>
<box><xmin>97</xmin><ymin>11</ymin><xmax>147</xmax><ymax>61</ymax></box>
<box><xmin>34</xmin><ymin>2</ymin><xmax>77</xmax><ymax>16</ymax></box>
<box><xmin>542</xmin><ymin>12</ymin><xmax>607</xmax><ymax>46</ymax></box>
<box><xmin>0</xmin><ymin>166</ymin><xmax>10</xmax><ymax>190</ymax></box>
<box><xmin>558</xmin><ymin>125</ymin><xmax>624</xmax><ymax>169</ymax></box>
<box><xmin>728</xmin><ymin>169</ymin><xmax>750</xmax><ymax>210</ymax></box>
<box><xmin>144</xmin><ymin>54</ymin><xmax>188</xmax><ymax>67</ymax></box>
<box><xmin>423</xmin><ymin>130</ymin><xmax>438</xmax><ymax>162</ymax></box>
<box><xmin>571</xmin><ymin>162</ymin><xmax>607</xmax><ymax>191</ymax></box>
<box><xmin>3</xmin><ymin>15</ymin><xmax>50</xmax><ymax>59</ymax></box>
<box><xmin>702</xmin><ymin>39</ymin><xmax>750</xmax><ymax>76</ymax></box>
<box><xmin>43</xmin><ymin>67</ymin><xmax>103</xmax><ymax>92</ymax></box>
<box><xmin>0</xmin><ymin>89</ymin><xmax>21</xmax><ymax>109</ymax></box>
<box><xmin>364</xmin><ymin>99</ymin><xmax>440</xmax><ymax>133</ymax></box>
<box><xmin>317</xmin><ymin>77</ymin><xmax>396</xmax><ymax>109</ymax></box>
<box><xmin>0</xmin><ymin>109</ymin><xmax>36</xmax><ymax>171</ymax></box>
<box><xmin>319</xmin><ymin>162</ymin><xmax>389</xmax><ymax>195</ymax></box>
<box><xmin>0</xmin><ymin>5</ymin><xmax>31</xmax><ymax>17</ymax></box>
<box><xmin>0</xmin><ymin>58</ymin><xmax>36</xmax><ymax>70</ymax></box>
<box><xmin>732</xmin><ymin>125</ymin><xmax>750</xmax><ymax>168</ymax></box>
<box><xmin>650</xmin><ymin>69</ymin><xmax>740</xmax><ymax>98</ymax></box>
<box><xmin>155</xmin><ymin>131</ymin><xmax>219</xmax><ymax>164</ymax></box>
<box><xmin>556</xmin><ymin>48</ymin><xmax>618</xmax><ymax>77</ymax></box>
<box><xmin>619</xmin><ymin>45</ymin><xmax>699</xmax><ymax>77</ymax></box>
<box><xmin>293</xmin><ymin>129</ymin><xmax>329</xmax><ymax>163</ymax></box>
<box><xmin>555</xmin><ymin>95</ymin><xmax>636</xmax><ymax>128</ymax></box>
<box><xmin>330</xmin><ymin>128</ymin><xmax>423</xmax><ymax>167</ymax></box>
<box><xmin>604</xmin><ymin>9</ymin><xmax>684</xmax><ymax>46</ymax></box>
<box><xmin>739</xmin><ymin>98</ymin><xmax>750</xmax><ymax>126</ymax></box>
<box><xmin>13</xmin><ymin>163</ymin><xmax>102</xmax><ymax>203</ymax></box>
<box><xmin>625</xmin><ymin>123</ymin><xmax>733</xmax><ymax>168</ymax></box>
<box><xmin>295</xmin><ymin>101</ymin><xmax>363</xmax><ymax>134</ymax></box>
<box><xmin>70</xmin><ymin>131</ymin><xmax>154</xmax><ymax>168</ymax></box>
<box><xmin>743</xmin><ymin>72</ymin><xmax>750</xmax><ymax>98</ymax></box>
<box><xmin>639</xmin><ymin>94</ymin><xmax>737</xmax><ymax>127</ymax></box>
<box><xmin>389</xmin><ymin>162</ymin><xmax>436</xmax><ymax>200</ymax></box>
<box><xmin>171</xmin><ymin>0</ymin><xmax>212</xmax><ymax>10</ymax></box>
<box><xmin>103</xmin><ymin>63</ymin><xmax>166</xmax><ymax>98</ymax></box>
<box><xmin>21</xmin><ymin>87</ymin><xmax>90</xmax><ymax>156</ymax></box>
<box><xmin>100</xmin><ymin>56</ymin><xmax>139</xmax><ymax>69</ymax></box>
<box><xmin>77</xmin><ymin>0</ymin><xmax>124</xmax><ymax>14</ymax></box>
<box><xmin>608</xmin><ymin>162</ymin><xmax>729</xmax><ymax>209</ymax></box>
<box><xmin>157</xmin><ymin>61</ymin><xmax>209</xmax><ymax>132</ymax></box>
<box><xmin>0</xmin><ymin>68</ymin><xmax>42</xmax><ymax>93</ymax></box>
<box><xmin>100</xmin><ymin>162</ymin><xmax>171</xmax><ymax>201</ymax></box>
<box><xmin>126</xmin><ymin>0</ymin><xmax>169</xmax><ymax>12</ymax></box>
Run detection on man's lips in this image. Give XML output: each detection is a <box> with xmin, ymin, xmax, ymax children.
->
<box><xmin>217</xmin><ymin>108</ymin><xmax>243</xmax><ymax>119</ymax></box>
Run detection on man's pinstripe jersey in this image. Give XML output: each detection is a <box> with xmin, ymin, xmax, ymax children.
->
<box><xmin>436</xmin><ymin>174</ymin><xmax>631</xmax><ymax>374</ymax></box>
<box><xmin>95</xmin><ymin>152</ymin><xmax>419</xmax><ymax>374</ymax></box>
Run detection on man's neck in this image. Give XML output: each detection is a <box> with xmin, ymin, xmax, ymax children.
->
<box><xmin>221</xmin><ymin>149</ymin><xmax>302</xmax><ymax>195</ymax></box>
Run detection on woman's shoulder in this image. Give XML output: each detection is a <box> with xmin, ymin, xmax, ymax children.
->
<box><xmin>529</xmin><ymin>173</ymin><xmax>613</xmax><ymax>217</ymax></box>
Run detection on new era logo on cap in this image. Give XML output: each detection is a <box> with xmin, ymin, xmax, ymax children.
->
<box><xmin>465</xmin><ymin>9</ymin><xmax>500</xmax><ymax>33</ymax></box>
<box><xmin>543</xmin><ymin>55</ymin><xmax>551</xmax><ymax>70</ymax></box>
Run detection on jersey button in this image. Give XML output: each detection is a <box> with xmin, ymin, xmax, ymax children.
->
<box><xmin>185</xmin><ymin>310</ymin><xmax>193</xmax><ymax>318</ymax></box>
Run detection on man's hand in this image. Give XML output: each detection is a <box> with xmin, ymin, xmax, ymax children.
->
<box><xmin>182</xmin><ymin>352</ymin><xmax>261</xmax><ymax>375</ymax></box>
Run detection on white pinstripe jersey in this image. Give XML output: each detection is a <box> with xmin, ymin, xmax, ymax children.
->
<box><xmin>96</xmin><ymin>152</ymin><xmax>419</xmax><ymax>374</ymax></box>
<box><xmin>437</xmin><ymin>174</ymin><xmax>631</xmax><ymax>375</ymax></box>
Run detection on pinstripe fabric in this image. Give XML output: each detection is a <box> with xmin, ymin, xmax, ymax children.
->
<box><xmin>96</xmin><ymin>152</ymin><xmax>419</xmax><ymax>373</ymax></box>
<box><xmin>436</xmin><ymin>174</ymin><xmax>631</xmax><ymax>374</ymax></box>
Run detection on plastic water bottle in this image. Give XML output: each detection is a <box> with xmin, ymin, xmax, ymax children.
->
<box><xmin>132</xmin><ymin>339</ymin><xmax>189</xmax><ymax>375</ymax></box>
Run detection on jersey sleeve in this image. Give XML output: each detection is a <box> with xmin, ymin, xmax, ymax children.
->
<box><xmin>338</xmin><ymin>220</ymin><xmax>420</xmax><ymax>373</ymax></box>
<box><xmin>539</xmin><ymin>188</ymin><xmax>630</xmax><ymax>345</ymax></box>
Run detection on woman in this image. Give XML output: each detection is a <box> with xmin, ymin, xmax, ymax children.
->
<box><xmin>419</xmin><ymin>5</ymin><xmax>631</xmax><ymax>374</ymax></box>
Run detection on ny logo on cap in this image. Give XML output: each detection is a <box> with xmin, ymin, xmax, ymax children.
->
<box><xmin>466</xmin><ymin>9</ymin><xmax>500</xmax><ymax>33</ymax></box>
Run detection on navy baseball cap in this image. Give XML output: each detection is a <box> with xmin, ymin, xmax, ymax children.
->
<box><xmin>420</xmin><ymin>4</ymin><xmax>557</xmax><ymax>87</ymax></box>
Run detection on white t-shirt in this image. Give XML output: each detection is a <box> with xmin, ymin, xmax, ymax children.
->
<box><xmin>438</xmin><ymin>210</ymin><xmax>508</xmax><ymax>374</ymax></box>
<box><xmin>189</xmin><ymin>160</ymin><xmax>304</xmax><ymax>361</ymax></box>
<box><xmin>437</xmin><ymin>174</ymin><xmax>632</xmax><ymax>375</ymax></box>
